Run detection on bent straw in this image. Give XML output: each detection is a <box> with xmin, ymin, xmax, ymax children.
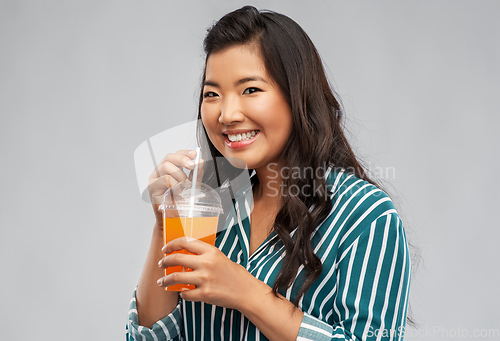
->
<box><xmin>188</xmin><ymin>147</ymin><xmax>201</xmax><ymax>218</ymax></box>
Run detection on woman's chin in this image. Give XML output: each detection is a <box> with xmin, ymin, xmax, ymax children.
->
<box><xmin>225</xmin><ymin>156</ymin><xmax>249</xmax><ymax>169</ymax></box>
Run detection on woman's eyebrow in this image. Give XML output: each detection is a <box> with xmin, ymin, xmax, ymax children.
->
<box><xmin>203</xmin><ymin>80</ymin><xmax>219</xmax><ymax>87</ymax></box>
<box><xmin>235</xmin><ymin>76</ymin><xmax>268</xmax><ymax>86</ymax></box>
<box><xmin>203</xmin><ymin>76</ymin><xmax>268</xmax><ymax>88</ymax></box>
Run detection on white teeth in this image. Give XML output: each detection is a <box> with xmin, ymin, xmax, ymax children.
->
<box><xmin>227</xmin><ymin>130</ymin><xmax>258</xmax><ymax>142</ymax></box>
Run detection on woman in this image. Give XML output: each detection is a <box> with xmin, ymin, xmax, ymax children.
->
<box><xmin>127</xmin><ymin>6</ymin><xmax>411</xmax><ymax>341</ymax></box>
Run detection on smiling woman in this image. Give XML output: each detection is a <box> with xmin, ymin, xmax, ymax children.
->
<box><xmin>127</xmin><ymin>6</ymin><xmax>411</xmax><ymax>341</ymax></box>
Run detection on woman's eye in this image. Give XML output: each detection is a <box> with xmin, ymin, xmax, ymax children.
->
<box><xmin>243</xmin><ymin>87</ymin><xmax>260</xmax><ymax>95</ymax></box>
<box><xmin>203</xmin><ymin>92</ymin><xmax>218</xmax><ymax>98</ymax></box>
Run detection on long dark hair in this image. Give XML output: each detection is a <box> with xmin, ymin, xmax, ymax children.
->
<box><xmin>197</xmin><ymin>6</ymin><xmax>380</xmax><ymax>304</ymax></box>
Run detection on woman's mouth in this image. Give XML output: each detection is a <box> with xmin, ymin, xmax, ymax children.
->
<box><xmin>223</xmin><ymin>130</ymin><xmax>260</xmax><ymax>149</ymax></box>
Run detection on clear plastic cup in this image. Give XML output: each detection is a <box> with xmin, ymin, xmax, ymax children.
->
<box><xmin>159</xmin><ymin>181</ymin><xmax>223</xmax><ymax>291</ymax></box>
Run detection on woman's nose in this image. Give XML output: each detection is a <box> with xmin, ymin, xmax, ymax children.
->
<box><xmin>219</xmin><ymin>98</ymin><xmax>245</xmax><ymax>125</ymax></box>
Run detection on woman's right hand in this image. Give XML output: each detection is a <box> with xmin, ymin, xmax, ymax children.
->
<box><xmin>137</xmin><ymin>150</ymin><xmax>203</xmax><ymax>328</ymax></box>
<box><xmin>147</xmin><ymin>149</ymin><xmax>204</xmax><ymax>228</ymax></box>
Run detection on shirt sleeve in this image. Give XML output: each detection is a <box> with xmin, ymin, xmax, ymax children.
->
<box><xmin>297</xmin><ymin>213</ymin><xmax>411</xmax><ymax>340</ymax></box>
<box><xmin>126</xmin><ymin>287</ymin><xmax>184</xmax><ymax>341</ymax></box>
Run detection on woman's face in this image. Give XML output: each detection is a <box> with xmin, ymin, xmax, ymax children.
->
<box><xmin>201</xmin><ymin>44</ymin><xmax>293</xmax><ymax>172</ymax></box>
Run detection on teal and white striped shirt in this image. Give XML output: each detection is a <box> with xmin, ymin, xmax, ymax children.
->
<box><xmin>127</xmin><ymin>168</ymin><xmax>411</xmax><ymax>340</ymax></box>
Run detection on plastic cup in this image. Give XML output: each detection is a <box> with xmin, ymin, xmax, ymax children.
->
<box><xmin>159</xmin><ymin>181</ymin><xmax>223</xmax><ymax>291</ymax></box>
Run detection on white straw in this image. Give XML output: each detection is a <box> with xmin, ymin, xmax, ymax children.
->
<box><xmin>188</xmin><ymin>147</ymin><xmax>201</xmax><ymax>218</ymax></box>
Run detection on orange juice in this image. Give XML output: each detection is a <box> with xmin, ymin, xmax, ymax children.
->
<box><xmin>163</xmin><ymin>215</ymin><xmax>219</xmax><ymax>291</ymax></box>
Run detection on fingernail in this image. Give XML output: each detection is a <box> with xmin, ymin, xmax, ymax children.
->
<box><xmin>157</xmin><ymin>278</ymin><xmax>162</xmax><ymax>286</ymax></box>
<box><xmin>162</xmin><ymin>245</ymin><xmax>167</xmax><ymax>252</ymax></box>
<box><xmin>158</xmin><ymin>259</ymin><xmax>162</xmax><ymax>267</ymax></box>
<box><xmin>187</xmin><ymin>160</ymin><xmax>195</xmax><ymax>167</ymax></box>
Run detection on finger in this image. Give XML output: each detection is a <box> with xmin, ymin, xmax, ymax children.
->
<box><xmin>157</xmin><ymin>270</ymin><xmax>201</xmax><ymax>288</ymax></box>
<box><xmin>156</xmin><ymin>150</ymin><xmax>193</xmax><ymax>165</ymax></box>
<box><xmin>154</xmin><ymin>161</ymin><xmax>187</xmax><ymax>182</ymax></box>
<box><xmin>158</xmin><ymin>150</ymin><xmax>197</xmax><ymax>171</ymax></box>
<box><xmin>148</xmin><ymin>174</ymin><xmax>179</xmax><ymax>193</ymax></box>
<box><xmin>151</xmin><ymin>161</ymin><xmax>189</xmax><ymax>183</ymax></box>
<box><xmin>162</xmin><ymin>237</ymin><xmax>212</xmax><ymax>255</ymax></box>
<box><xmin>158</xmin><ymin>252</ymin><xmax>200</xmax><ymax>270</ymax></box>
<box><xmin>179</xmin><ymin>288</ymin><xmax>204</xmax><ymax>302</ymax></box>
<box><xmin>147</xmin><ymin>174</ymin><xmax>183</xmax><ymax>205</ymax></box>
<box><xmin>180</xmin><ymin>149</ymin><xmax>198</xmax><ymax>159</ymax></box>
<box><xmin>149</xmin><ymin>153</ymin><xmax>194</xmax><ymax>184</ymax></box>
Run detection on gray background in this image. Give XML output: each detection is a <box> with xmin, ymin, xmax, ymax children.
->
<box><xmin>1</xmin><ymin>0</ymin><xmax>499</xmax><ymax>339</ymax></box>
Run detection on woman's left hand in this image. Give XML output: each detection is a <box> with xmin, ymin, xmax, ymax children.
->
<box><xmin>157</xmin><ymin>237</ymin><xmax>258</xmax><ymax>310</ymax></box>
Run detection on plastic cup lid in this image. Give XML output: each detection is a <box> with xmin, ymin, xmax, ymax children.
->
<box><xmin>160</xmin><ymin>181</ymin><xmax>223</xmax><ymax>214</ymax></box>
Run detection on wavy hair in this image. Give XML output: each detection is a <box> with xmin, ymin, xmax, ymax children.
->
<box><xmin>196</xmin><ymin>6</ymin><xmax>380</xmax><ymax>305</ymax></box>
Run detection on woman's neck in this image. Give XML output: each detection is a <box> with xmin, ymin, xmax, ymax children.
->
<box><xmin>253</xmin><ymin>163</ymin><xmax>282</xmax><ymax>203</ymax></box>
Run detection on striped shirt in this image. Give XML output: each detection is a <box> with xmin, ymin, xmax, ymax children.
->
<box><xmin>127</xmin><ymin>168</ymin><xmax>411</xmax><ymax>340</ymax></box>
